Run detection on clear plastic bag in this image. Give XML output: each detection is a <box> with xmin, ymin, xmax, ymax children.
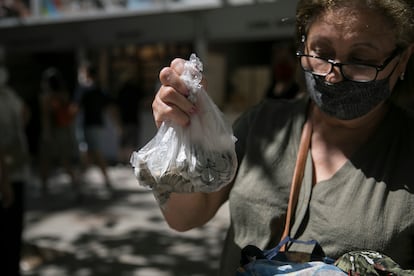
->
<box><xmin>130</xmin><ymin>54</ymin><xmax>237</xmax><ymax>206</ymax></box>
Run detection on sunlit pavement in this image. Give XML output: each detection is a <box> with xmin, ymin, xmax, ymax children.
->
<box><xmin>21</xmin><ymin>165</ymin><xmax>230</xmax><ymax>276</ymax></box>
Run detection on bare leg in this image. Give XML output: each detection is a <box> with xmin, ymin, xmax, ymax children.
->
<box><xmin>62</xmin><ymin>159</ymin><xmax>81</xmax><ymax>195</ymax></box>
<box><xmin>90</xmin><ymin>150</ymin><xmax>112</xmax><ymax>190</ymax></box>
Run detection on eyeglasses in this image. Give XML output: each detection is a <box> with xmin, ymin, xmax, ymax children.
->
<box><xmin>296</xmin><ymin>48</ymin><xmax>401</xmax><ymax>82</ymax></box>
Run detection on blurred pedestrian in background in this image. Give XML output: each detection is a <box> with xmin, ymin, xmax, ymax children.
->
<box><xmin>0</xmin><ymin>61</ymin><xmax>30</xmax><ymax>276</ymax></box>
<box><xmin>38</xmin><ymin>67</ymin><xmax>80</xmax><ymax>196</ymax></box>
<box><xmin>74</xmin><ymin>61</ymin><xmax>117</xmax><ymax>190</ymax></box>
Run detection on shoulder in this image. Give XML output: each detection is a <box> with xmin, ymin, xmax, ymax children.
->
<box><xmin>232</xmin><ymin>97</ymin><xmax>309</xmax><ymax>160</ymax></box>
<box><xmin>233</xmin><ymin>97</ymin><xmax>309</xmax><ymax>133</ymax></box>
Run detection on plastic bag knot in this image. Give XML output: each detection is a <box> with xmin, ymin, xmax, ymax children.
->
<box><xmin>181</xmin><ymin>53</ymin><xmax>203</xmax><ymax>103</ymax></box>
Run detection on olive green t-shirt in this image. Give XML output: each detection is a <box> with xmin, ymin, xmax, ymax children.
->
<box><xmin>219</xmin><ymin>98</ymin><xmax>414</xmax><ymax>275</ymax></box>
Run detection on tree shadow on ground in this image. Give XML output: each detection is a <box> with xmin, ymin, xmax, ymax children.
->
<box><xmin>23</xmin><ymin>228</ymin><xmax>224</xmax><ymax>276</ymax></box>
<box><xmin>22</xmin><ymin>173</ymin><xmax>229</xmax><ymax>276</ymax></box>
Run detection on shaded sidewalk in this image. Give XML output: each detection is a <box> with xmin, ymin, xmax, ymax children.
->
<box><xmin>21</xmin><ymin>166</ymin><xmax>230</xmax><ymax>276</ymax></box>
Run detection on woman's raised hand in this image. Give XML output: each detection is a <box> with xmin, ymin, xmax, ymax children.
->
<box><xmin>152</xmin><ymin>58</ymin><xmax>200</xmax><ymax>128</ymax></box>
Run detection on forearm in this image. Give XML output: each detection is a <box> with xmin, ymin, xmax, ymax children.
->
<box><xmin>160</xmin><ymin>185</ymin><xmax>231</xmax><ymax>232</ymax></box>
<box><xmin>161</xmin><ymin>192</ymin><xmax>211</xmax><ymax>231</ymax></box>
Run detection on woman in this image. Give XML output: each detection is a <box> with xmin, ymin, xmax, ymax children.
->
<box><xmin>152</xmin><ymin>0</ymin><xmax>414</xmax><ymax>273</ymax></box>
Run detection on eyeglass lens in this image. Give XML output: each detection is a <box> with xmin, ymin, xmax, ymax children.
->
<box><xmin>300</xmin><ymin>56</ymin><xmax>378</xmax><ymax>82</ymax></box>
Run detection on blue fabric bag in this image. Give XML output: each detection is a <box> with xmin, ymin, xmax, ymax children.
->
<box><xmin>236</xmin><ymin>237</ymin><xmax>347</xmax><ymax>276</ymax></box>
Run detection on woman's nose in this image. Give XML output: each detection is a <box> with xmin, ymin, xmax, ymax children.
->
<box><xmin>324</xmin><ymin>64</ymin><xmax>344</xmax><ymax>83</ymax></box>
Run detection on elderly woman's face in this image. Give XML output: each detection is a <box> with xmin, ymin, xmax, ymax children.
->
<box><xmin>305</xmin><ymin>6</ymin><xmax>400</xmax><ymax>84</ymax></box>
<box><xmin>300</xmin><ymin>5</ymin><xmax>412</xmax><ymax>120</ymax></box>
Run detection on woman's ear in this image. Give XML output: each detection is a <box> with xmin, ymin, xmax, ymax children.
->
<box><xmin>400</xmin><ymin>44</ymin><xmax>414</xmax><ymax>69</ymax></box>
<box><xmin>396</xmin><ymin>44</ymin><xmax>414</xmax><ymax>80</ymax></box>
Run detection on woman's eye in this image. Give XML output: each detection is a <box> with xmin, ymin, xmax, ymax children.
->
<box><xmin>310</xmin><ymin>50</ymin><xmax>332</xmax><ymax>58</ymax></box>
<box><xmin>349</xmin><ymin>57</ymin><xmax>366</xmax><ymax>63</ymax></box>
<box><xmin>307</xmin><ymin>42</ymin><xmax>335</xmax><ymax>58</ymax></box>
<box><xmin>349</xmin><ymin>57</ymin><xmax>377</xmax><ymax>65</ymax></box>
<box><xmin>348</xmin><ymin>51</ymin><xmax>381</xmax><ymax>64</ymax></box>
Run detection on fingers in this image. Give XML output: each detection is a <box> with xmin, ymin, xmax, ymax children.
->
<box><xmin>159</xmin><ymin>58</ymin><xmax>189</xmax><ymax>96</ymax></box>
<box><xmin>153</xmin><ymin>85</ymin><xmax>196</xmax><ymax>128</ymax></box>
<box><xmin>154</xmin><ymin>58</ymin><xmax>197</xmax><ymax>128</ymax></box>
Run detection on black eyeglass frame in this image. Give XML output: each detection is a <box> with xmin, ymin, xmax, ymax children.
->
<box><xmin>296</xmin><ymin>48</ymin><xmax>402</xmax><ymax>83</ymax></box>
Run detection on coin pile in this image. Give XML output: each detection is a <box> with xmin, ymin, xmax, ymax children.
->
<box><xmin>132</xmin><ymin>143</ymin><xmax>237</xmax><ymax>206</ymax></box>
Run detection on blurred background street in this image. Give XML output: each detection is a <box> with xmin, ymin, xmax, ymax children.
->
<box><xmin>0</xmin><ymin>2</ymin><xmax>302</xmax><ymax>276</ymax></box>
<box><xmin>20</xmin><ymin>165</ymin><xmax>230</xmax><ymax>276</ymax></box>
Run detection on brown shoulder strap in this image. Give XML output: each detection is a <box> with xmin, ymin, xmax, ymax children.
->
<box><xmin>280</xmin><ymin>116</ymin><xmax>312</xmax><ymax>251</ymax></box>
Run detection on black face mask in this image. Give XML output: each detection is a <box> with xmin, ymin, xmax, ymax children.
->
<box><xmin>305</xmin><ymin>72</ymin><xmax>392</xmax><ymax>120</ymax></box>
